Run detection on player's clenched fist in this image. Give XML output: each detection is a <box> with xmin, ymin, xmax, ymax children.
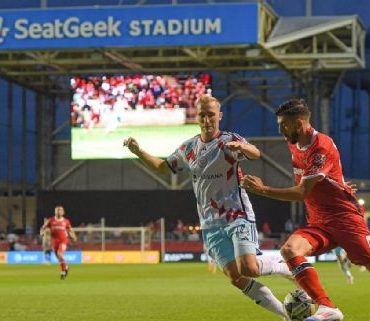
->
<box><xmin>225</xmin><ymin>141</ymin><xmax>243</xmax><ymax>151</ymax></box>
<box><xmin>123</xmin><ymin>137</ymin><xmax>140</xmax><ymax>155</ymax></box>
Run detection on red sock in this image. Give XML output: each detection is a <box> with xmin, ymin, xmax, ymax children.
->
<box><xmin>60</xmin><ymin>261</ymin><xmax>66</xmax><ymax>272</ymax></box>
<box><xmin>287</xmin><ymin>256</ymin><xmax>335</xmax><ymax>308</ymax></box>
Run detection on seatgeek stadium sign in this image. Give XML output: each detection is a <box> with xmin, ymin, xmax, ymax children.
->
<box><xmin>0</xmin><ymin>3</ymin><xmax>258</xmax><ymax>50</ymax></box>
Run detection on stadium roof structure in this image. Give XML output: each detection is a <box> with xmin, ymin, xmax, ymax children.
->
<box><xmin>0</xmin><ymin>2</ymin><xmax>366</xmax><ymax>95</ymax></box>
<box><xmin>265</xmin><ymin>15</ymin><xmax>366</xmax><ymax>70</ymax></box>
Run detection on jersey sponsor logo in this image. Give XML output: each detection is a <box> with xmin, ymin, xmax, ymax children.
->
<box><xmin>193</xmin><ymin>172</ymin><xmax>224</xmax><ymax>182</ymax></box>
<box><xmin>52</xmin><ymin>225</ymin><xmax>66</xmax><ymax>228</ymax></box>
<box><xmin>51</xmin><ymin>225</ymin><xmax>66</xmax><ymax>230</ymax></box>
<box><xmin>199</xmin><ymin>172</ymin><xmax>223</xmax><ymax>180</ymax></box>
<box><xmin>293</xmin><ymin>167</ymin><xmax>304</xmax><ymax>175</ymax></box>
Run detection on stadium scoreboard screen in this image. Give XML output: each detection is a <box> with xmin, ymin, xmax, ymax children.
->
<box><xmin>70</xmin><ymin>74</ymin><xmax>212</xmax><ymax>159</ymax></box>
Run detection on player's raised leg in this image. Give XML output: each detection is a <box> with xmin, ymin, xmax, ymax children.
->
<box><xmin>207</xmin><ymin>220</ymin><xmax>289</xmax><ymax>319</ymax></box>
<box><xmin>232</xmin><ymin>220</ymin><xmax>291</xmax><ymax>279</ymax></box>
<box><xmin>223</xmin><ymin>261</ymin><xmax>287</xmax><ymax>318</ymax></box>
<box><xmin>281</xmin><ymin>234</ymin><xmax>343</xmax><ymax>321</ymax></box>
<box><xmin>335</xmin><ymin>247</ymin><xmax>354</xmax><ymax>284</ymax></box>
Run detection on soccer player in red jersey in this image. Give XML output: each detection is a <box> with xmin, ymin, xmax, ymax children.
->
<box><xmin>40</xmin><ymin>204</ymin><xmax>77</xmax><ymax>280</ymax></box>
<box><xmin>241</xmin><ymin>98</ymin><xmax>370</xmax><ymax>321</ymax></box>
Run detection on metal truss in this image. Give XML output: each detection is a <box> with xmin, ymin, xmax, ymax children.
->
<box><xmin>0</xmin><ymin>2</ymin><xmax>366</xmax><ymax>191</ymax></box>
<box><xmin>263</xmin><ymin>16</ymin><xmax>365</xmax><ymax>71</ymax></box>
<box><xmin>0</xmin><ymin>45</ymin><xmax>280</xmax><ymax>93</ymax></box>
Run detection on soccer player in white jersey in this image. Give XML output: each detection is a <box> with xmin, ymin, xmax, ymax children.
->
<box><xmin>124</xmin><ymin>95</ymin><xmax>290</xmax><ymax>319</ymax></box>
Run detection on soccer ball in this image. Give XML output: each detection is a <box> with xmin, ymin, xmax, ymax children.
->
<box><xmin>283</xmin><ymin>289</ymin><xmax>315</xmax><ymax>321</ymax></box>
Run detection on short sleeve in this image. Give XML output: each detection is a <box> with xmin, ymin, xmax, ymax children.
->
<box><xmin>66</xmin><ymin>219</ymin><xmax>72</xmax><ymax>229</ymax></box>
<box><xmin>302</xmin><ymin>146</ymin><xmax>333</xmax><ymax>180</ymax></box>
<box><xmin>166</xmin><ymin>143</ymin><xmax>189</xmax><ymax>174</ymax></box>
<box><xmin>230</xmin><ymin>133</ymin><xmax>250</xmax><ymax>161</ymax></box>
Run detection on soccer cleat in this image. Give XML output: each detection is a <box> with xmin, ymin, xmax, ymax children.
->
<box><xmin>359</xmin><ymin>266</ymin><xmax>366</xmax><ymax>272</ymax></box>
<box><xmin>60</xmin><ymin>268</ymin><xmax>69</xmax><ymax>280</ymax></box>
<box><xmin>304</xmin><ymin>305</ymin><xmax>344</xmax><ymax>321</ymax></box>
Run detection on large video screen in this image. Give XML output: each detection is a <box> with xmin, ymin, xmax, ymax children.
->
<box><xmin>70</xmin><ymin>74</ymin><xmax>212</xmax><ymax>159</ymax></box>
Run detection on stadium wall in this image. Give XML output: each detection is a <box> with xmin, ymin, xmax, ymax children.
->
<box><xmin>0</xmin><ymin>249</ymin><xmax>324</xmax><ymax>264</ymax></box>
<box><xmin>37</xmin><ymin>190</ymin><xmax>290</xmax><ymax>233</ymax></box>
<box><xmin>0</xmin><ymin>196</ymin><xmax>36</xmax><ymax>233</ymax></box>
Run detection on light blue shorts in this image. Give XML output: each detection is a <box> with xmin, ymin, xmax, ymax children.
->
<box><xmin>334</xmin><ymin>247</ymin><xmax>345</xmax><ymax>257</ymax></box>
<box><xmin>202</xmin><ymin>218</ymin><xmax>260</xmax><ymax>270</ymax></box>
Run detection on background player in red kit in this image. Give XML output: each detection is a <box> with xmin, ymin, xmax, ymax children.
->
<box><xmin>40</xmin><ymin>204</ymin><xmax>77</xmax><ymax>280</ymax></box>
<box><xmin>241</xmin><ymin>98</ymin><xmax>370</xmax><ymax>321</ymax></box>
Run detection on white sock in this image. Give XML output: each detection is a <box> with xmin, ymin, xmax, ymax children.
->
<box><xmin>257</xmin><ymin>255</ymin><xmax>291</xmax><ymax>277</ymax></box>
<box><xmin>338</xmin><ymin>258</ymin><xmax>352</xmax><ymax>278</ymax></box>
<box><xmin>243</xmin><ymin>279</ymin><xmax>287</xmax><ymax>317</ymax></box>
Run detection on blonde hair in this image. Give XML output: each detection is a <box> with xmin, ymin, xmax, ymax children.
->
<box><xmin>195</xmin><ymin>95</ymin><xmax>220</xmax><ymax>110</ymax></box>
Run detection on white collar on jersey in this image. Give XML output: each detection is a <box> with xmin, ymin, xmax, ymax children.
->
<box><xmin>296</xmin><ymin>129</ymin><xmax>318</xmax><ymax>151</ymax></box>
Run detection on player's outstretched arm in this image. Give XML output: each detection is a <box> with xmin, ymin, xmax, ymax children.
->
<box><xmin>69</xmin><ymin>227</ymin><xmax>78</xmax><ymax>242</ymax></box>
<box><xmin>123</xmin><ymin>137</ymin><xmax>171</xmax><ymax>175</ymax></box>
<box><xmin>241</xmin><ymin>175</ymin><xmax>321</xmax><ymax>202</ymax></box>
<box><xmin>225</xmin><ymin>141</ymin><xmax>260</xmax><ymax>160</ymax></box>
<box><xmin>40</xmin><ymin>220</ymin><xmax>48</xmax><ymax>236</ymax></box>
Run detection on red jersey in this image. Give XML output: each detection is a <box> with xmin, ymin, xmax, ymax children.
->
<box><xmin>46</xmin><ymin>217</ymin><xmax>72</xmax><ymax>242</ymax></box>
<box><xmin>289</xmin><ymin>128</ymin><xmax>363</xmax><ymax>226</ymax></box>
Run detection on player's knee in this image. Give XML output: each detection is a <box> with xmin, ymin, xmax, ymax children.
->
<box><xmin>280</xmin><ymin>242</ymin><xmax>298</xmax><ymax>259</ymax></box>
<box><xmin>240</xmin><ymin>263</ymin><xmax>259</xmax><ymax>278</ymax></box>
<box><xmin>230</xmin><ymin>275</ymin><xmax>245</xmax><ymax>289</ymax></box>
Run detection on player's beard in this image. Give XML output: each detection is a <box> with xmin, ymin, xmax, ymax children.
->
<box><xmin>285</xmin><ymin>130</ymin><xmax>299</xmax><ymax>144</ymax></box>
<box><xmin>290</xmin><ymin>131</ymin><xmax>299</xmax><ymax>144</ymax></box>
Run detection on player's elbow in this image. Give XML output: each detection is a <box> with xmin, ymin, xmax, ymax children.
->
<box><xmin>157</xmin><ymin>161</ymin><xmax>171</xmax><ymax>175</ymax></box>
<box><xmin>295</xmin><ymin>185</ymin><xmax>309</xmax><ymax>201</ymax></box>
<box><xmin>252</xmin><ymin>149</ymin><xmax>261</xmax><ymax>160</ymax></box>
<box><xmin>249</xmin><ymin>146</ymin><xmax>261</xmax><ymax>160</ymax></box>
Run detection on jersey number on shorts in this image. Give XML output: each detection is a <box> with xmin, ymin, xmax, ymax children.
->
<box><xmin>236</xmin><ymin>225</ymin><xmax>250</xmax><ymax>241</ymax></box>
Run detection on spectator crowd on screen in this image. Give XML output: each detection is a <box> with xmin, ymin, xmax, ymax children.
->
<box><xmin>70</xmin><ymin>74</ymin><xmax>212</xmax><ymax>129</ymax></box>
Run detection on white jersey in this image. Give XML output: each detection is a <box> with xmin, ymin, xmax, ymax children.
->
<box><xmin>167</xmin><ymin>131</ymin><xmax>256</xmax><ymax>229</ymax></box>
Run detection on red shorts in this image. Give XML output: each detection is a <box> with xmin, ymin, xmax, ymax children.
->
<box><xmin>294</xmin><ymin>215</ymin><xmax>370</xmax><ymax>266</ymax></box>
<box><xmin>51</xmin><ymin>240</ymin><xmax>68</xmax><ymax>253</ymax></box>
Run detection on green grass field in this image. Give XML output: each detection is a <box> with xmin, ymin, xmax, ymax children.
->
<box><xmin>72</xmin><ymin>125</ymin><xmax>199</xmax><ymax>159</ymax></box>
<box><xmin>0</xmin><ymin>263</ymin><xmax>368</xmax><ymax>321</ymax></box>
